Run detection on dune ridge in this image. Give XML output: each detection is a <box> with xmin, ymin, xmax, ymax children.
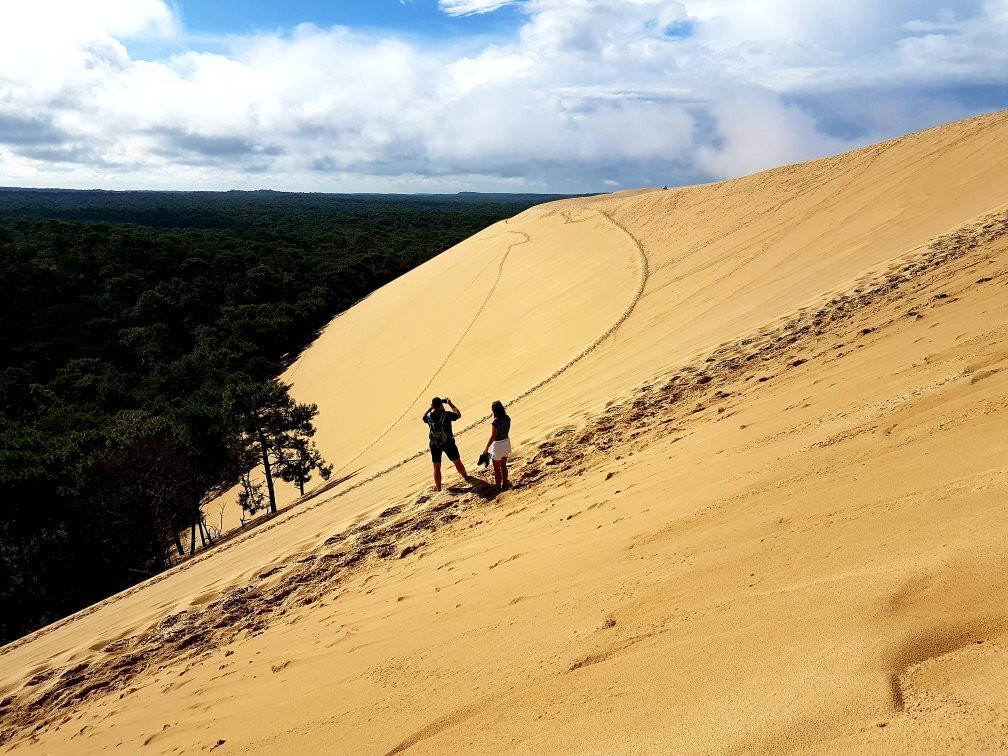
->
<box><xmin>2</xmin><ymin>111</ymin><xmax>1008</xmax><ymax>753</ymax></box>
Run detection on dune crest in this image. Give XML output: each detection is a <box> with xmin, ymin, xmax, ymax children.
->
<box><xmin>3</xmin><ymin>111</ymin><xmax>1008</xmax><ymax>754</ymax></box>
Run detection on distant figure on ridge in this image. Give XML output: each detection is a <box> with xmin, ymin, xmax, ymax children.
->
<box><xmin>423</xmin><ymin>397</ymin><xmax>467</xmax><ymax>491</ymax></box>
<box><xmin>481</xmin><ymin>400</ymin><xmax>512</xmax><ymax>491</ymax></box>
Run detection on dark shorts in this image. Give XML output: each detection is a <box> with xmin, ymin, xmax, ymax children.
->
<box><xmin>430</xmin><ymin>439</ymin><xmax>461</xmax><ymax>464</ymax></box>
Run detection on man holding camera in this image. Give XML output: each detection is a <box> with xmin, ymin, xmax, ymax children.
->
<box><xmin>423</xmin><ymin>396</ymin><xmax>468</xmax><ymax>491</ymax></box>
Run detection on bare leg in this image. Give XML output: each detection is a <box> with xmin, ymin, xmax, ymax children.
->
<box><xmin>433</xmin><ymin>463</ymin><xmax>442</xmax><ymax>492</ymax></box>
<box><xmin>492</xmin><ymin>459</ymin><xmax>503</xmax><ymax>488</ymax></box>
<box><xmin>501</xmin><ymin>456</ymin><xmax>509</xmax><ymax>488</ymax></box>
<box><xmin>453</xmin><ymin>458</ymin><xmax>468</xmax><ymax>480</ymax></box>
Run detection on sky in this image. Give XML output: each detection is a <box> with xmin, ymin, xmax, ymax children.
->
<box><xmin>0</xmin><ymin>0</ymin><xmax>1006</xmax><ymax>193</ymax></box>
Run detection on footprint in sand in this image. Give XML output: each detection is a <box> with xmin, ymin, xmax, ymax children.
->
<box><xmin>488</xmin><ymin>553</ymin><xmax>524</xmax><ymax>570</ymax></box>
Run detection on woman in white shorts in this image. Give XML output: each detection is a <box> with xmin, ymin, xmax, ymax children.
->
<box><xmin>482</xmin><ymin>400</ymin><xmax>511</xmax><ymax>491</ymax></box>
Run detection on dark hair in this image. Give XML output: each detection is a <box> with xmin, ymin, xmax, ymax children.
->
<box><xmin>431</xmin><ymin>397</ymin><xmax>444</xmax><ymax>409</ymax></box>
<box><xmin>491</xmin><ymin>400</ymin><xmax>506</xmax><ymax>419</ymax></box>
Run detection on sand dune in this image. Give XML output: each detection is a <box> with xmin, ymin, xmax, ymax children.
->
<box><xmin>2</xmin><ymin>111</ymin><xmax>1008</xmax><ymax>754</ymax></box>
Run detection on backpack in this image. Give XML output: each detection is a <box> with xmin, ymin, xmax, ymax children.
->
<box><xmin>428</xmin><ymin>410</ymin><xmax>450</xmax><ymax>445</ymax></box>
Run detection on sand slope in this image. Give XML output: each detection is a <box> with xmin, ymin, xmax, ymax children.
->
<box><xmin>2</xmin><ymin>111</ymin><xmax>1008</xmax><ymax>754</ymax></box>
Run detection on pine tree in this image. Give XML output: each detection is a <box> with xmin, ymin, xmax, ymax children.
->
<box><xmin>273</xmin><ymin>436</ymin><xmax>333</xmax><ymax>496</ymax></box>
<box><xmin>237</xmin><ymin>471</ymin><xmax>267</xmax><ymax>523</ymax></box>
<box><xmin>228</xmin><ymin>379</ymin><xmax>330</xmax><ymax>513</ymax></box>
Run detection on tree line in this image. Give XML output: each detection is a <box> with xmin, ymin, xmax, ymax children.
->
<box><xmin>0</xmin><ymin>189</ymin><xmax>565</xmax><ymax>645</ymax></box>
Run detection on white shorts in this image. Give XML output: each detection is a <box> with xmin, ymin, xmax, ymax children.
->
<box><xmin>490</xmin><ymin>437</ymin><xmax>512</xmax><ymax>460</ymax></box>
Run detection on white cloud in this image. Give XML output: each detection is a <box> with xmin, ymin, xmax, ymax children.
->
<box><xmin>439</xmin><ymin>0</ymin><xmax>519</xmax><ymax>16</ymax></box>
<box><xmin>0</xmin><ymin>0</ymin><xmax>1005</xmax><ymax>191</ymax></box>
<box><xmin>695</xmin><ymin>89</ymin><xmax>855</xmax><ymax>178</ymax></box>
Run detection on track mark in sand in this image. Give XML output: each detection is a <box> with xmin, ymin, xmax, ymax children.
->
<box><xmin>385</xmin><ymin>695</ymin><xmax>495</xmax><ymax>755</ymax></box>
<box><xmin>333</xmin><ymin>229</ymin><xmax>531</xmax><ymax>475</ymax></box>
<box><xmin>196</xmin><ymin>207</ymin><xmax>649</xmax><ymax>528</ymax></box>
<box><xmin>489</xmin><ymin>208</ymin><xmax>650</xmax><ymax>412</ymax></box>
<box><xmin>283</xmin><ymin>227</ymin><xmax>520</xmax><ymax>384</ymax></box>
<box><xmin>542</xmin><ymin>206</ymin><xmax>595</xmax><ymax>225</ymax></box>
<box><xmin>325</xmin><ymin>206</ymin><xmax>649</xmax><ymax>488</ymax></box>
<box><xmin>886</xmin><ymin>622</ymin><xmax>991</xmax><ymax>710</ymax></box>
<box><xmin>568</xmin><ymin>631</ymin><xmax>652</xmax><ymax>673</ymax></box>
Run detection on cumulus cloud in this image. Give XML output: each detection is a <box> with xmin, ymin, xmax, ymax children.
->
<box><xmin>0</xmin><ymin>0</ymin><xmax>1005</xmax><ymax>191</ymax></box>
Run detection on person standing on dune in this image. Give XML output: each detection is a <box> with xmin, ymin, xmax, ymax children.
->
<box><xmin>423</xmin><ymin>397</ymin><xmax>468</xmax><ymax>492</ymax></box>
<box><xmin>481</xmin><ymin>400</ymin><xmax>512</xmax><ymax>491</ymax></box>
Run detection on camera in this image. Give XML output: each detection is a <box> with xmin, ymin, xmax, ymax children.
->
<box><xmin>442</xmin><ymin>397</ymin><xmax>451</xmax><ymax>403</ymax></box>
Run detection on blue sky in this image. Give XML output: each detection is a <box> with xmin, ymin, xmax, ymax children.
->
<box><xmin>0</xmin><ymin>1</ymin><xmax>1006</xmax><ymax>193</ymax></box>
<box><xmin>175</xmin><ymin>0</ymin><xmax>525</xmax><ymax>40</ymax></box>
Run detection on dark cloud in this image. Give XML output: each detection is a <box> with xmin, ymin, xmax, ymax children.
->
<box><xmin>13</xmin><ymin>144</ymin><xmax>111</xmax><ymax>166</ymax></box>
<box><xmin>788</xmin><ymin>83</ymin><xmax>1008</xmax><ymax>142</ymax></box>
<box><xmin>522</xmin><ymin>155</ymin><xmax>708</xmax><ymax>192</ymax></box>
<box><xmin>0</xmin><ymin>113</ymin><xmax>69</xmax><ymax>146</ymax></box>
<box><xmin>155</xmin><ymin>129</ymin><xmax>284</xmax><ymax>159</ymax></box>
